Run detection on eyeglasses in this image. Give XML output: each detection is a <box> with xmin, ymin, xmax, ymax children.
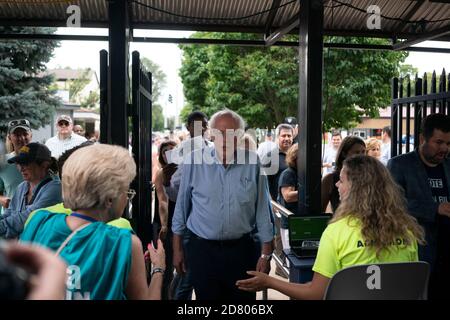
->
<box><xmin>58</xmin><ymin>121</ymin><xmax>70</xmax><ymax>127</ymax></box>
<box><xmin>126</xmin><ymin>189</ymin><xmax>136</xmax><ymax>201</ymax></box>
<box><xmin>8</xmin><ymin>119</ymin><xmax>30</xmax><ymax>128</ymax></box>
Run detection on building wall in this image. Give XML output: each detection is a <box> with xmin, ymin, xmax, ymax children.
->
<box><xmin>356</xmin><ymin>118</ymin><xmax>416</xmax><ymax>134</ymax></box>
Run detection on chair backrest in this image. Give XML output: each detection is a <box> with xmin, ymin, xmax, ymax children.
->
<box><xmin>324</xmin><ymin>262</ymin><xmax>430</xmax><ymax>300</ymax></box>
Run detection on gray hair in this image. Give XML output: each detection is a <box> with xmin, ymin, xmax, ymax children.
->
<box><xmin>276</xmin><ymin>124</ymin><xmax>294</xmax><ymax>137</ymax></box>
<box><xmin>209</xmin><ymin>109</ymin><xmax>245</xmax><ymax>130</ymax></box>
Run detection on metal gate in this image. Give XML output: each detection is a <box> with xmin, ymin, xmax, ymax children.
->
<box><xmin>391</xmin><ymin>69</ymin><xmax>450</xmax><ymax>157</ymax></box>
<box><xmin>99</xmin><ymin>49</ymin><xmax>153</xmax><ymax>246</ymax></box>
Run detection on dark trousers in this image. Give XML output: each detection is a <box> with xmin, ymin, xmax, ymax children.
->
<box><xmin>173</xmin><ymin>233</ymin><xmax>194</xmax><ymax>300</ymax></box>
<box><xmin>161</xmin><ymin>230</ymin><xmax>174</xmax><ymax>300</ymax></box>
<box><xmin>185</xmin><ymin>231</ymin><xmax>259</xmax><ymax>300</ymax></box>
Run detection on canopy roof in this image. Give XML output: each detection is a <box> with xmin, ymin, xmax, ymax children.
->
<box><xmin>1</xmin><ymin>0</ymin><xmax>449</xmax><ymax>42</ymax></box>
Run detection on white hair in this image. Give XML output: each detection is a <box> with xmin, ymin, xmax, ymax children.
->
<box><xmin>62</xmin><ymin>144</ymin><xmax>136</xmax><ymax>211</ymax></box>
<box><xmin>209</xmin><ymin>109</ymin><xmax>245</xmax><ymax>130</ymax></box>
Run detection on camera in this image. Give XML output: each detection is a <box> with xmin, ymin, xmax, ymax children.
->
<box><xmin>0</xmin><ymin>247</ymin><xmax>30</xmax><ymax>300</ymax></box>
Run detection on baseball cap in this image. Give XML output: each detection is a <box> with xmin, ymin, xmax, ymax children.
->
<box><xmin>8</xmin><ymin>119</ymin><xmax>31</xmax><ymax>134</ymax></box>
<box><xmin>283</xmin><ymin>117</ymin><xmax>297</xmax><ymax>126</ymax></box>
<box><xmin>56</xmin><ymin>115</ymin><xmax>73</xmax><ymax>124</ymax></box>
<box><xmin>8</xmin><ymin>143</ymin><xmax>52</xmax><ymax>165</ymax></box>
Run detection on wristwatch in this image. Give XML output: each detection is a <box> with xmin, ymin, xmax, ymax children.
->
<box><xmin>151</xmin><ymin>267</ymin><xmax>165</xmax><ymax>277</ymax></box>
<box><xmin>260</xmin><ymin>253</ymin><xmax>272</xmax><ymax>261</ymax></box>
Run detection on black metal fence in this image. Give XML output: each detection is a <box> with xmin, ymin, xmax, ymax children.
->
<box><xmin>391</xmin><ymin>69</ymin><xmax>450</xmax><ymax>158</ymax></box>
<box><xmin>99</xmin><ymin>49</ymin><xmax>153</xmax><ymax>245</ymax></box>
<box><xmin>130</xmin><ymin>51</ymin><xmax>153</xmax><ymax>246</ymax></box>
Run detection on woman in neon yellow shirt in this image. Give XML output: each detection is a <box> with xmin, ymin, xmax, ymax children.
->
<box><xmin>237</xmin><ymin>155</ymin><xmax>424</xmax><ymax>299</ymax></box>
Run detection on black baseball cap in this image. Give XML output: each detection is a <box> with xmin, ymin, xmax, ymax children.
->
<box><xmin>284</xmin><ymin>117</ymin><xmax>297</xmax><ymax>125</ymax></box>
<box><xmin>8</xmin><ymin>143</ymin><xmax>52</xmax><ymax>165</ymax></box>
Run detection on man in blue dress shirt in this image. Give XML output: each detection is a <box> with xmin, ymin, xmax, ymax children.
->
<box><xmin>172</xmin><ymin>109</ymin><xmax>274</xmax><ymax>300</ymax></box>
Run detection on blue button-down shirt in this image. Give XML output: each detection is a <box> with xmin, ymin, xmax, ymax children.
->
<box><xmin>172</xmin><ymin>146</ymin><xmax>274</xmax><ymax>243</ymax></box>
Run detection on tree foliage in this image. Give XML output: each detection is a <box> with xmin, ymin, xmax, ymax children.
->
<box><xmin>179</xmin><ymin>33</ymin><xmax>409</xmax><ymax>130</ymax></box>
<box><xmin>68</xmin><ymin>69</ymin><xmax>91</xmax><ymax>103</ymax></box>
<box><xmin>139</xmin><ymin>57</ymin><xmax>166</xmax><ymax>132</ymax></box>
<box><xmin>80</xmin><ymin>90</ymin><xmax>100</xmax><ymax>110</ymax></box>
<box><xmin>0</xmin><ymin>27</ymin><xmax>61</xmax><ymax>138</ymax></box>
<box><xmin>152</xmin><ymin>104</ymin><xmax>164</xmax><ymax>132</ymax></box>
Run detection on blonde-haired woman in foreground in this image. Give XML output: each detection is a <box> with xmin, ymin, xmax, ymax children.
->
<box><xmin>20</xmin><ymin>144</ymin><xmax>165</xmax><ymax>300</ymax></box>
<box><xmin>237</xmin><ymin>155</ymin><xmax>424</xmax><ymax>299</ymax></box>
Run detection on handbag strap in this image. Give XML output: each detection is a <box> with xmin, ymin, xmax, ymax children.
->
<box><xmin>55</xmin><ymin>223</ymin><xmax>91</xmax><ymax>256</ymax></box>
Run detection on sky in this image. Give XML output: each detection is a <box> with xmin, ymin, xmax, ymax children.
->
<box><xmin>48</xmin><ymin>28</ymin><xmax>193</xmax><ymax>120</ymax></box>
<box><xmin>47</xmin><ymin>28</ymin><xmax>450</xmax><ymax>120</ymax></box>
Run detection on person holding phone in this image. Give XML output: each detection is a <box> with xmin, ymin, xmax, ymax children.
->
<box><xmin>153</xmin><ymin>140</ymin><xmax>178</xmax><ymax>299</ymax></box>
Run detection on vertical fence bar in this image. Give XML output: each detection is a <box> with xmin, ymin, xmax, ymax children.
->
<box><xmin>423</xmin><ymin>72</ymin><xmax>428</xmax><ymax>119</ymax></box>
<box><xmin>391</xmin><ymin>77</ymin><xmax>399</xmax><ymax>158</ymax></box>
<box><xmin>447</xmin><ymin>72</ymin><xmax>450</xmax><ymax>115</ymax></box>
<box><xmin>431</xmin><ymin>71</ymin><xmax>437</xmax><ymax>114</ymax></box>
<box><xmin>414</xmin><ymin>75</ymin><xmax>422</xmax><ymax>150</ymax></box>
<box><xmin>99</xmin><ymin>50</ymin><xmax>108</xmax><ymax>144</ymax></box>
<box><xmin>398</xmin><ymin>78</ymin><xmax>404</xmax><ymax>155</ymax></box>
<box><xmin>406</xmin><ymin>76</ymin><xmax>411</xmax><ymax>153</ymax></box>
<box><xmin>439</xmin><ymin>69</ymin><xmax>446</xmax><ymax>114</ymax></box>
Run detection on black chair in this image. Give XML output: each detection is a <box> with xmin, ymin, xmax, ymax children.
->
<box><xmin>324</xmin><ymin>262</ymin><xmax>430</xmax><ymax>300</ymax></box>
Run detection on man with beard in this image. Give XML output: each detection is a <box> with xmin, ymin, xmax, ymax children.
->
<box><xmin>388</xmin><ymin>113</ymin><xmax>450</xmax><ymax>299</ymax></box>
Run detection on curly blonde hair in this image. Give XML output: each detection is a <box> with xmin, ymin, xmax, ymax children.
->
<box><xmin>333</xmin><ymin>155</ymin><xmax>424</xmax><ymax>256</ymax></box>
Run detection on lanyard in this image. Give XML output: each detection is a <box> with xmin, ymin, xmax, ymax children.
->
<box><xmin>70</xmin><ymin>212</ymin><xmax>98</xmax><ymax>223</ymax></box>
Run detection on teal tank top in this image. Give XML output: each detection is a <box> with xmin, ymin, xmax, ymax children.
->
<box><xmin>20</xmin><ymin>210</ymin><xmax>132</xmax><ymax>300</ymax></box>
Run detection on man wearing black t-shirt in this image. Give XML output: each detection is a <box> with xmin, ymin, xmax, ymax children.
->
<box><xmin>261</xmin><ymin>124</ymin><xmax>294</xmax><ymax>200</ymax></box>
<box><xmin>260</xmin><ymin>123</ymin><xmax>293</xmax><ymax>277</ymax></box>
<box><xmin>388</xmin><ymin>113</ymin><xmax>450</xmax><ymax>299</ymax></box>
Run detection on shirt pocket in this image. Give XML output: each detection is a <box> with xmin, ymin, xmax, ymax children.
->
<box><xmin>236</xmin><ymin>176</ymin><xmax>256</xmax><ymax>205</ymax></box>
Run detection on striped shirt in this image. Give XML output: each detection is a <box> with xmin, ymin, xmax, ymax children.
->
<box><xmin>45</xmin><ymin>133</ymin><xmax>87</xmax><ymax>159</ymax></box>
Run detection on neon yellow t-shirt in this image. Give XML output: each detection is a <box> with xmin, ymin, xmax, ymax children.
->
<box><xmin>312</xmin><ymin>216</ymin><xmax>418</xmax><ymax>278</ymax></box>
<box><xmin>25</xmin><ymin>203</ymin><xmax>133</xmax><ymax>231</ymax></box>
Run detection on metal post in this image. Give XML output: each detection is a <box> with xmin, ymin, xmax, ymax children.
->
<box><xmin>107</xmin><ymin>0</ymin><xmax>130</xmax><ymax>147</ymax></box>
<box><xmin>391</xmin><ymin>78</ymin><xmax>399</xmax><ymax>158</ymax></box>
<box><xmin>297</xmin><ymin>0</ymin><xmax>323</xmax><ymax>216</ymax></box>
<box><xmin>99</xmin><ymin>49</ymin><xmax>108</xmax><ymax>144</ymax></box>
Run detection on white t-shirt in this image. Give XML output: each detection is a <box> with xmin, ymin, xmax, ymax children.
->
<box><xmin>323</xmin><ymin>146</ymin><xmax>338</xmax><ymax>174</ymax></box>
<box><xmin>257</xmin><ymin>141</ymin><xmax>277</xmax><ymax>160</ymax></box>
<box><xmin>45</xmin><ymin>133</ymin><xmax>87</xmax><ymax>159</ymax></box>
<box><xmin>380</xmin><ymin>142</ymin><xmax>391</xmax><ymax>165</ymax></box>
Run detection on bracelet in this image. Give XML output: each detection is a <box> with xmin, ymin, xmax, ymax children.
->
<box><xmin>260</xmin><ymin>253</ymin><xmax>272</xmax><ymax>261</ymax></box>
<box><xmin>151</xmin><ymin>267</ymin><xmax>165</xmax><ymax>277</ymax></box>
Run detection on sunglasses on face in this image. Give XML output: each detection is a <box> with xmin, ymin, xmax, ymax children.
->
<box><xmin>8</xmin><ymin>119</ymin><xmax>30</xmax><ymax>127</ymax></box>
<box><xmin>58</xmin><ymin>121</ymin><xmax>70</xmax><ymax>127</ymax></box>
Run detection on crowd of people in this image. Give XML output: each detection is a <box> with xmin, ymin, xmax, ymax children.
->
<box><xmin>1</xmin><ymin>110</ymin><xmax>449</xmax><ymax>300</ymax></box>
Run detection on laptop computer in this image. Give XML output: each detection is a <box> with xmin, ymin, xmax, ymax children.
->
<box><xmin>288</xmin><ymin>215</ymin><xmax>330</xmax><ymax>258</ymax></box>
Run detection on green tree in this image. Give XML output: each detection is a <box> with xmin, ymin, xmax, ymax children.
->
<box><xmin>140</xmin><ymin>57</ymin><xmax>167</xmax><ymax>103</ymax></box>
<box><xmin>152</xmin><ymin>104</ymin><xmax>164</xmax><ymax>132</ymax></box>
<box><xmin>139</xmin><ymin>57</ymin><xmax>167</xmax><ymax>132</ymax></box>
<box><xmin>68</xmin><ymin>69</ymin><xmax>91</xmax><ymax>103</ymax></box>
<box><xmin>166</xmin><ymin>116</ymin><xmax>175</xmax><ymax>131</ymax></box>
<box><xmin>179</xmin><ymin>33</ymin><xmax>409</xmax><ymax>130</ymax></box>
<box><xmin>0</xmin><ymin>27</ymin><xmax>61</xmax><ymax>138</ymax></box>
<box><xmin>80</xmin><ymin>90</ymin><xmax>99</xmax><ymax>110</ymax></box>
<box><xmin>179</xmin><ymin>103</ymin><xmax>194</xmax><ymax>125</ymax></box>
